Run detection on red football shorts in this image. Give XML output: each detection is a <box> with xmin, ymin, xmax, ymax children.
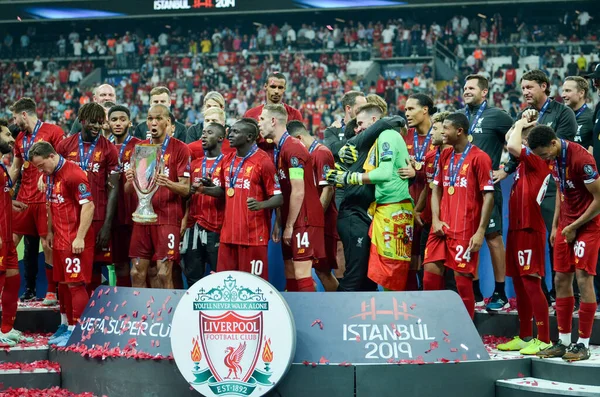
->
<box><xmin>554</xmin><ymin>222</ymin><xmax>600</xmax><ymax>275</ymax></box>
<box><xmin>281</xmin><ymin>226</ymin><xmax>326</xmax><ymax>262</ymax></box>
<box><xmin>0</xmin><ymin>239</ymin><xmax>19</xmax><ymax>270</ymax></box>
<box><xmin>112</xmin><ymin>224</ymin><xmax>132</xmax><ymax>264</ymax></box>
<box><xmin>92</xmin><ymin>220</ymin><xmax>112</xmax><ymax>263</ymax></box>
<box><xmin>53</xmin><ymin>248</ymin><xmax>93</xmax><ymax>283</ymax></box>
<box><xmin>12</xmin><ymin>202</ymin><xmax>48</xmax><ymax>237</ymax></box>
<box><xmin>313</xmin><ymin>234</ymin><xmax>339</xmax><ymax>272</ymax></box>
<box><xmin>217</xmin><ymin>243</ymin><xmax>269</xmax><ymax>281</ymax></box>
<box><xmin>506</xmin><ymin>229</ymin><xmax>546</xmax><ymax>278</ymax></box>
<box><xmin>129</xmin><ymin>224</ymin><xmax>180</xmax><ymax>262</ymax></box>
<box><xmin>423</xmin><ymin>234</ymin><xmax>479</xmax><ymax>275</ymax></box>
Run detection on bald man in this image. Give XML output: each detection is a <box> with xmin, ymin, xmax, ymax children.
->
<box><xmin>69</xmin><ymin>84</ymin><xmax>116</xmax><ymax>136</ymax></box>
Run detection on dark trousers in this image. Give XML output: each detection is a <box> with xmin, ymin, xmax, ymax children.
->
<box><xmin>337</xmin><ymin>214</ymin><xmax>377</xmax><ymax>292</ymax></box>
<box><xmin>181</xmin><ymin>224</ymin><xmax>219</xmax><ymax>287</ymax></box>
<box><xmin>541</xmin><ymin>194</ymin><xmax>556</xmax><ymax>295</ymax></box>
<box><xmin>23</xmin><ymin>235</ymin><xmax>40</xmax><ymax>291</ymax></box>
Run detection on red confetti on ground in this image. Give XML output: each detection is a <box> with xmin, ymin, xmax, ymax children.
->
<box><xmin>568</xmin><ymin>388</ymin><xmax>573</xmax><ymax>391</ymax></box>
<box><xmin>0</xmin><ymin>360</ymin><xmax>60</xmax><ymax>372</ymax></box>
<box><xmin>133</xmin><ymin>291</ymin><xmax>140</xmax><ymax>296</ymax></box>
<box><xmin>338</xmin><ymin>361</ymin><xmax>352</xmax><ymax>367</ymax></box>
<box><xmin>141</xmin><ymin>315</ymin><xmax>147</xmax><ymax>321</ymax></box>
<box><xmin>355</xmin><ymin>335</ymin><xmax>361</xmax><ymax>342</ymax></box>
<box><xmin>55</xmin><ymin>341</ymin><xmax>170</xmax><ymax>361</ymax></box>
<box><xmin>132</xmin><ymin>311</ymin><xmax>138</xmax><ymax>318</ymax></box>
<box><xmin>114</xmin><ymin>287</ymin><xmax>118</xmax><ymax>293</ymax></box>
<box><xmin>156</xmin><ymin>340</ymin><xmax>160</xmax><ymax>347</ymax></box>
<box><xmin>442</xmin><ymin>330</ymin><xmax>449</xmax><ymax>336</ymax></box>
<box><xmin>450</xmin><ymin>348</ymin><xmax>458</xmax><ymax>353</ymax></box>
<box><xmin>439</xmin><ymin>358</ymin><xmax>450</xmax><ymax>363</ymax></box>
<box><xmin>311</xmin><ymin>362</ymin><xmax>317</xmax><ymax>368</ymax></box>
<box><xmin>167</xmin><ymin>307</ymin><xmax>173</xmax><ymax>314</ymax></box>
<box><xmin>319</xmin><ymin>356</ymin><xmax>329</xmax><ymax>364</ymax></box>
<box><xmin>443</xmin><ymin>337</ymin><xmax>451</xmax><ymax>344</ymax></box>
<box><xmin>310</xmin><ymin>319</ymin><xmax>324</xmax><ymax>330</ymax></box>
<box><xmin>121</xmin><ymin>300</ymin><xmax>127</xmax><ymax>307</ymax></box>
<box><xmin>99</xmin><ymin>308</ymin><xmax>104</xmax><ymax>314</ymax></box>
<box><xmin>518</xmin><ymin>373</ymin><xmax>525</xmax><ymax>378</ymax></box>
<box><xmin>89</xmin><ymin>301</ymin><xmax>95</xmax><ymax>308</ymax></box>
<box><xmin>106</xmin><ymin>301</ymin><xmax>111</xmax><ymax>308</ymax></box>
<box><xmin>302</xmin><ymin>360</ymin><xmax>309</xmax><ymax>366</ymax></box>
<box><xmin>482</xmin><ymin>335</ymin><xmax>512</xmax><ymax>349</ymax></box>
<box><xmin>0</xmin><ymin>387</ymin><xmax>99</xmax><ymax>397</ymax></box>
<box><xmin>410</xmin><ymin>304</ymin><xmax>416</xmax><ymax>310</ymax></box>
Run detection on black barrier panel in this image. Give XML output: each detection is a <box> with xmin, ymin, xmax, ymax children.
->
<box><xmin>282</xmin><ymin>290</ymin><xmax>489</xmax><ymax>364</ymax></box>
<box><xmin>68</xmin><ymin>288</ymin><xmax>488</xmax><ymax>364</ymax></box>
<box><xmin>68</xmin><ymin>286</ymin><xmax>184</xmax><ymax>357</ymax></box>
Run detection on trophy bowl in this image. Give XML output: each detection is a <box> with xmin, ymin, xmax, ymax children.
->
<box><xmin>131</xmin><ymin>144</ymin><xmax>163</xmax><ymax>223</ymax></box>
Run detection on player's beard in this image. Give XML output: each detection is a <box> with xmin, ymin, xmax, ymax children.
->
<box><xmin>0</xmin><ymin>141</ymin><xmax>12</xmax><ymax>155</ymax></box>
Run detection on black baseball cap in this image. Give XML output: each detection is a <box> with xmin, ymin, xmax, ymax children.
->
<box><xmin>585</xmin><ymin>63</ymin><xmax>600</xmax><ymax>79</ymax></box>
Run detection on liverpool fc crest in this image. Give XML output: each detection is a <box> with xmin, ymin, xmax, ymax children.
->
<box><xmin>171</xmin><ymin>272</ymin><xmax>295</xmax><ymax>396</ymax></box>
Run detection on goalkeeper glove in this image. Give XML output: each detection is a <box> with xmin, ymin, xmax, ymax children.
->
<box><xmin>325</xmin><ymin>169</ymin><xmax>363</xmax><ymax>187</ymax></box>
<box><xmin>338</xmin><ymin>144</ymin><xmax>358</xmax><ymax>165</ymax></box>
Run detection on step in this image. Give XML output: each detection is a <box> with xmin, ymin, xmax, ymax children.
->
<box><xmin>0</xmin><ymin>301</ymin><xmax>61</xmax><ymax>333</ymax></box>
<box><xmin>0</xmin><ymin>360</ymin><xmax>60</xmax><ymax>390</ymax></box>
<box><xmin>497</xmin><ymin>378</ymin><xmax>600</xmax><ymax>397</ymax></box>
<box><xmin>0</xmin><ymin>333</ymin><xmax>50</xmax><ymax>363</ymax></box>
<box><xmin>531</xmin><ymin>345</ymin><xmax>600</xmax><ymax>387</ymax></box>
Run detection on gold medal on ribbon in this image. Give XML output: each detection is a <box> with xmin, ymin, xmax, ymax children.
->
<box><xmin>448</xmin><ymin>186</ymin><xmax>455</xmax><ymax>195</ymax></box>
<box><xmin>468</xmin><ymin>135</ymin><xmax>473</xmax><ymax>143</ymax></box>
<box><xmin>429</xmin><ymin>182</ymin><xmax>434</xmax><ymax>189</ymax></box>
<box><xmin>227</xmin><ymin>187</ymin><xmax>235</xmax><ymax>197</ymax></box>
<box><xmin>414</xmin><ymin>162</ymin><xmax>423</xmax><ymax>171</ymax></box>
<box><xmin>23</xmin><ymin>161</ymin><xmax>29</xmax><ymax>169</ymax></box>
<box><xmin>561</xmin><ymin>194</ymin><xmax>564</xmax><ymax>202</ymax></box>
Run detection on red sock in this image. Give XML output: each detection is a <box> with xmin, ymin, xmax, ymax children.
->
<box><xmin>117</xmin><ymin>276</ymin><xmax>132</xmax><ymax>287</ymax></box>
<box><xmin>522</xmin><ymin>276</ymin><xmax>550</xmax><ymax>343</ymax></box>
<box><xmin>578</xmin><ymin>302</ymin><xmax>598</xmax><ymax>339</ymax></box>
<box><xmin>423</xmin><ymin>271</ymin><xmax>444</xmax><ymax>291</ymax></box>
<box><xmin>455</xmin><ymin>274</ymin><xmax>475</xmax><ymax>319</ymax></box>
<box><xmin>0</xmin><ymin>272</ymin><xmax>5</xmax><ymax>295</ymax></box>
<box><xmin>1</xmin><ymin>274</ymin><xmax>19</xmax><ymax>334</ymax></box>
<box><xmin>86</xmin><ymin>272</ymin><xmax>102</xmax><ymax>296</ymax></box>
<box><xmin>59</xmin><ymin>284</ymin><xmax>74</xmax><ymax>325</ymax></box>
<box><xmin>45</xmin><ymin>267</ymin><xmax>56</xmax><ymax>295</ymax></box>
<box><xmin>297</xmin><ymin>277</ymin><xmax>315</xmax><ymax>292</ymax></box>
<box><xmin>286</xmin><ymin>278</ymin><xmax>298</xmax><ymax>292</ymax></box>
<box><xmin>405</xmin><ymin>270</ymin><xmax>418</xmax><ymax>291</ymax></box>
<box><xmin>512</xmin><ymin>276</ymin><xmax>533</xmax><ymax>339</ymax></box>
<box><xmin>555</xmin><ymin>296</ymin><xmax>575</xmax><ymax>335</ymax></box>
<box><xmin>69</xmin><ymin>285</ymin><xmax>89</xmax><ymax>325</ymax></box>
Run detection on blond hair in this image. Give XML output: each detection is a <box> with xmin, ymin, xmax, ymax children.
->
<box><xmin>366</xmin><ymin>94</ymin><xmax>388</xmax><ymax>116</ymax></box>
<box><xmin>203</xmin><ymin>106</ymin><xmax>226</xmax><ymax>125</ymax></box>
<box><xmin>203</xmin><ymin>91</ymin><xmax>225</xmax><ymax>111</ymax></box>
<box><xmin>432</xmin><ymin>111</ymin><xmax>451</xmax><ymax>124</ymax></box>
<box><xmin>263</xmin><ymin>104</ymin><xmax>288</xmax><ymax>123</ymax></box>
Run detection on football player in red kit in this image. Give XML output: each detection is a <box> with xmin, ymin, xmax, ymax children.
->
<box><xmin>259</xmin><ymin>104</ymin><xmax>326</xmax><ymax>292</ymax></box>
<box><xmin>528</xmin><ymin>125</ymin><xmax>600</xmax><ymax>361</ymax></box>
<box><xmin>422</xmin><ymin>113</ymin><xmax>495</xmax><ymax>319</ymax></box>
<box><xmin>498</xmin><ymin>112</ymin><xmax>552</xmax><ymax>355</ymax></box>
<box><xmin>288</xmin><ymin>120</ymin><xmax>339</xmax><ymax>291</ymax></box>
<box><xmin>30</xmin><ymin>141</ymin><xmax>95</xmax><ymax>347</ymax></box>
<box><xmin>107</xmin><ymin>105</ymin><xmax>141</xmax><ymax>287</ymax></box>
<box><xmin>56</xmin><ymin>103</ymin><xmax>119</xmax><ymax>296</ymax></box>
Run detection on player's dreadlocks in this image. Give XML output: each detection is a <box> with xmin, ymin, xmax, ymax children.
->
<box><xmin>78</xmin><ymin>102</ymin><xmax>106</xmax><ymax>124</ymax></box>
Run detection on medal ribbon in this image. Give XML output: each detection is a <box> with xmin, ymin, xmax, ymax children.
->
<box><xmin>78</xmin><ymin>133</ymin><xmax>99</xmax><ymax>172</ymax></box>
<box><xmin>274</xmin><ymin>132</ymin><xmax>290</xmax><ymax>167</ymax></box>
<box><xmin>228</xmin><ymin>144</ymin><xmax>257</xmax><ymax>189</ymax></box>
<box><xmin>202</xmin><ymin>153</ymin><xmax>224</xmax><ymax>178</ymax></box>
<box><xmin>537</xmin><ymin>99</ymin><xmax>551</xmax><ymax>122</ymax></box>
<box><xmin>575</xmin><ymin>104</ymin><xmax>588</xmax><ymax>119</ymax></box>
<box><xmin>0</xmin><ymin>163</ymin><xmax>12</xmax><ymax>189</ymax></box>
<box><xmin>465</xmin><ymin>100</ymin><xmax>487</xmax><ymax>136</ymax></box>
<box><xmin>555</xmin><ymin>139</ymin><xmax>567</xmax><ymax>193</ymax></box>
<box><xmin>308</xmin><ymin>140</ymin><xmax>319</xmax><ymax>154</ymax></box>
<box><xmin>160</xmin><ymin>134</ymin><xmax>171</xmax><ymax>162</ymax></box>
<box><xmin>117</xmin><ymin>134</ymin><xmax>133</xmax><ymax>170</ymax></box>
<box><xmin>414</xmin><ymin>127</ymin><xmax>433</xmax><ymax>163</ymax></box>
<box><xmin>23</xmin><ymin>120</ymin><xmax>43</xmax><ymax>161</ymax></box>
<box><xmin>45</xmin><ymin>155</ymin><xmax>65</xmax><ymax>202</ymax></box>
<box><xmin>448</xmin><ymin>143</ymin><xmax>472</xmax><ymax>188</ymax></box>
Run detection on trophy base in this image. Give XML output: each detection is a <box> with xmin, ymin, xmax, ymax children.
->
<box><xmin>132</xmin><ymin>213</ymin><xmax>158</xmax><ymax>224</ymax></box>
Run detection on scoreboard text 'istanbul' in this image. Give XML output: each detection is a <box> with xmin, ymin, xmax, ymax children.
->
<box><xmin>153</xmin><ymin>0</ymin><xmax>236</xmax><ymax>11</ymax></box>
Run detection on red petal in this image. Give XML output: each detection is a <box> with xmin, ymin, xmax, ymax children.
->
<box><xmin>89</xmin><ymin>301</ymin><xmax>95</xmax><ymax>307</ymax></box>
<box><xmin>355</xmin><ymin>335</ymin><xmax>361</xmax><ymax>342</ymax></box>
<box><xmin>319</xmin><ymin>356</ymin><xmax>329</xmax><ymax>364</ymax></box>
<box><xmin>122</xmin><ymin>300</ymin><xmax>127</xmax><ymax>307</ymax></box>
<box><xmin>132</xmin><ymin>310</ymin><xmax>138</xmax><ymax>318</ymax></box>
<box><xmin>442</xmin><ymin>330</ymin><xmax>449</xmax><ymax>336</ymax></box>
<box><xmin>99</xmin><ymin>308</ymin><xmax>104</xmax><ymax>314</ymax></box>
<box><xmin>429</xmin><ymin>341</ymin><xmax>439</xmax><ymax>350</ymax></box>
<box><xmin>450</xmin><ymin>348</ymin><xmax>458</xmax><ymax>352</ymax></box>
<box><xmin>106</xmin><ymin>301</ymin><xmax>111</xmax><ymax>307</ymax></box>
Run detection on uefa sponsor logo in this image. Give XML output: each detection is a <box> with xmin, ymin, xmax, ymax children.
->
<box><xmin>171</xmin><ymin>271</ymin><xmax>295</xmax><ymax>396</ymax></box>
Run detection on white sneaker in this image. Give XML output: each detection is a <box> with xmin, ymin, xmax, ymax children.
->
<box><xmin>2</xmin><ymin>329</ymin><xmax>34</xmax><ymax>343</ymax></box>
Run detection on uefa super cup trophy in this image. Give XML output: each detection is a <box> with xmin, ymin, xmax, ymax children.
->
<box><xmin>131</xmin><ymin>144</ymin><xmax>164</xmax><ymax>223</ymax></box>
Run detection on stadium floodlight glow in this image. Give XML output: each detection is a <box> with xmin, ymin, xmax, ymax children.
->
<box><xmin>23</xmin><ymin>6</ymin><xmax>125</xmax><ymax>19</ymax></box>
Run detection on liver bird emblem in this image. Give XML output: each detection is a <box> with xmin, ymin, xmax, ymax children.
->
<box><xmin>224</xmin><ymin>342</ymin><xmax>246</xmax><ymax>379</ymax></box>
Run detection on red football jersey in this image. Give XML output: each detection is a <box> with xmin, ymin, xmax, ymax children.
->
<box><xmin>190</xmin><ymin>156</ymin><xmax>225</xmax><ymax>232</ymax></box>
<box><xmin>0</xmin><ymin>164</ymin><xmax>12</xmax><ymax>242</ymax></box>
<box><xmin>216</xmin><ymin>149</ymin><xmax>281</xmax><ymax>246</ymax></box>
<box><xmin>433</xmin><ymin>146</ymin><xmax>494</xmax><ymax>240</ymax></box>
<box><xmin>57</xmin><ymin>134</ymin><xmax>119</xmax><ymax>222</ymax></box>
<box><xmin>188</xmin><ymin>139</ymin><xmax>235</xmax><ymax>161</ymax></box>
<box><xmin>276</xmin><ymin>135</ymin><xmax>324</xmax><ymax>228</ymax></box>
<box><xmin>14</xmin><ymin>122</ymin><xmax>64</xmax><ymax>203</ymax></box>
<box><xmin>553</xmin><ymin>141</ymin><xmax>600</xmax><ymax>226</ymax></box>
<box><xmin>139</xmin><ymin>138</ymin><xmax>191</xmax><ymax>226</ymax></box>
<box><xmin>509</xmin><ymin>147</ymin><xmax>552</xmax><ymax>231</ymax></box>
<box><xmin>243</xmin><ymin>103</ymin><xmax>303</xmax><ymax>123</ymax></box>
<box><xmin>310</xmin><ymin>142</ymin><xmax>338</xmax><ymax>238</ymax></box>
<box><xmin>46</xmin><ymin>160</ymin><xmax>95</xmax><ymax>251</ymax></box>
<box><xmin>114</xmin><ymin>136</ymin><xmax>142</xmax><ymax>226</ymax></box>
<box><xmin>404</xmin><ymin>128</ymin><xmax>436</xmax><ymax>205</ymax></box>
<box><xmin>420</xmin><ymin>147</ymin><xmax>443</xmax><ymax>226</ymax></box>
